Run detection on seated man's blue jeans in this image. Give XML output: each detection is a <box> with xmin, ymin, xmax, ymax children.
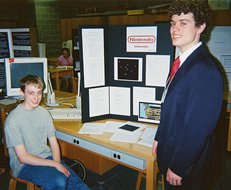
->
<box><xmin>18</xmin><ymin>156</ymin><xmax>90</xmax><ymax>190</ymax></box>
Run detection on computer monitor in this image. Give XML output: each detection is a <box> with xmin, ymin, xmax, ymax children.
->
<box><xmin>4</xmin><ymin>57</ymin><xmax>48</xmax><ymax>97</ymax></box>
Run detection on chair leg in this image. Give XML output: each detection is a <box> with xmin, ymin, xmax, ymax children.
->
<box><xmin>160</xmin><ymin>174</ymin><xmax>165</xmax><ymax>190</ymax></box>
<box><xmin>8</xmin><ymin>172</ymin><xmax>41</xmax><ymax>190</ymax></box>
<box><xmin>26</xmin><ymin>181</ymin><xmax>35</xmax><ymax>190</ymax></box>
<box><xmin>8</xmin><ymin>178</ymin><xmax>17</xmax><ymax>190</ymax></box>
<box><xmin>135</xmin><ymin>172</ymin><xmax>145</xmax><ymax>190</ymax></box>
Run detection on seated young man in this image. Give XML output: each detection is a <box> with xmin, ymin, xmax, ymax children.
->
<box><xmin>4</xmin><ymin>75</ymin><xmax>90</xmax><ymax>190</ymax></box>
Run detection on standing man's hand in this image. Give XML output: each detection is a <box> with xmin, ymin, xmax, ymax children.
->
<box><xmin>166</xmin><ymin>168</ymin><xmax>182</xmax><ymax>186</ymax></box>
<box><xmin>152</xmin><ymin>140</ymin><xmax>158</xmax><ymax>155</ymax></box>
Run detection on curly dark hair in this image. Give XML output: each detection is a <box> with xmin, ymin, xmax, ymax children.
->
<box><xmin>169</xmin><ymin>0</ymin><xmax>209</xmax><ymax>38</ymax></box>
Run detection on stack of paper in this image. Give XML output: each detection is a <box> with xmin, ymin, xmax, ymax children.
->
<box><xmin>109</xmin><ymin>130</ymin><xmax>143</xmax><ymax>143</ymax></box>
<box><xmin>103</xmin><ymin>121</ymin><xmax>126</xmax><ymax>133</ymax></box>
<box><xmin>78</xmin><ymin>123</ymin><xmax>106</xmax><ymax>134</ymax></box>
<box><xmin>137</xmin><ymin>127</ymin><xmax>157</xmax><ymax>147</ymax></box>
<box><xmin>109</xmin><ymin>122</ymin><xmax>148</xmax><ymax>143</ymax></box>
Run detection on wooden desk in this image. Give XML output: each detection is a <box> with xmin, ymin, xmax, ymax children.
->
<box><xmin>54</xmin><ymin>119</ymin><xmax>157</xmax><ymax>190</ymax></box>
<box><xmin>51</xmin><ymin>92</ymin><xmax>157</xmax><ymax>189</ymax></box>
<box><xmin>48</xmin><ymin>67</ymin><xmax>73</xmax><ymax>91</ymax></box>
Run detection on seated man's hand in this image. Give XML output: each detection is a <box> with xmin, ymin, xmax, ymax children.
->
<box><xmin>54</xmin><ymin>161</ymin><xmax>70</xmax><ymax>177</ymax></box>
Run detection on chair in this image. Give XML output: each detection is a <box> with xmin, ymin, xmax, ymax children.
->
<box><xmin>135</xmin><ymin>161</ymin><xmax>165</xmax><ymax>190</ymax></box>
<box><xmin>59</xmin><ymin>76</ymin><xmax>72</xmax><ymax>92</ymax></box>
<box><xmin>8</xmin><ymin>170</ymin><xmax>42</xmax><ymax>190</ymax></box>
<box><xmin>59</xmin><ymin>76</ymin><xmax>78</xmax><ymax>94</ymax></box>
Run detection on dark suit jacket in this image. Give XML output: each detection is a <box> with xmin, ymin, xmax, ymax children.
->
<box><xmin>155</xmin><ymin>44</ymin><xmax>224</xmax><ymax>180</ymax></box>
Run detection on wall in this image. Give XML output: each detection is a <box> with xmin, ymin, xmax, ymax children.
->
<box><xmin>34</xmin><ymin>0</ymin><xmax>62</xmax><ymax>57</ymax></box>
<box><xmin>0</xmin><ymin>0</ymin><xmax>36</xmax><ymax>28</ymax></box>
<box><xmin>0</xmin><ymin>0</ymin><xmax>230</xmax><ymax>58</ymax></box>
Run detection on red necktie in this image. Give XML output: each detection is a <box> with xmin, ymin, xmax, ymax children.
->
<box><xmin>169</xmin><ymin>56</ymin><xmax>180</xmax><ymax>81</ymax></box>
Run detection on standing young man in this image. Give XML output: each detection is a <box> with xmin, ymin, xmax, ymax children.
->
<box><xmin>152</xmin><ymin>0</ymin><xmax>224</xmax><ymax>189</ymax></box>
<box><xmin>5</xmin><ymin>75</ymin><xmax>90</xmax><ymax>190</ymax></box>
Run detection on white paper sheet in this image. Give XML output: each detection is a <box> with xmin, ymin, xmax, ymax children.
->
<box><xmin>109</xmin><ymin>86</ymin><xmax>131</xmax><ymax>116</ymax></box>
<box><xmin>145</xmin><ymin>55</ymin><xmax>170</xmax><ymax>87</ymax></box>
<box><xmin>137</xmin><ymin>135</ymin><xmax>155</xmax><ymax>147</ymax></box>
<box><xmin>109</xmin><ymin>130</ymin><xmax>143</xmax><ymax>143</ymax></box>
<box><xmin>137</xmin><ymin>127</ymin><xmax>157</xmax><ymax>147</ymax></box>
<box><xmin>78</xmin><ymin>123</ymin><xmax>106</xmax><ymax>134</ymax></box>
<box><xmin>140</xmin><ymin>127</ymin><xmax>158</xmax><ymax>139</ymax></box>
<box><xmin>104</xmin><ymin>121</ymin><xmax>126</xmax><ymax>133</ymax></box>
<box><xmin>133</xmin><ymin>87</ymin><xmax>156</xmax><ymax>116</ymax></box>
<box><xmin>82</xmin><ymin>28</ymin><xmax>105</xmax><ymax>88</ymax></box>
<box><xmin>89</xmin><ymin>87</ymin><xmax>109</xmax><ymax>117</ymax></box>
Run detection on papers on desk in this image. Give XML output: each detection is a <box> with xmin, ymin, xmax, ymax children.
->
<box><xmin>78</xmin><ymin>123</ymin><xmax>105</xmax><ymax>134</ymax></box>
<box><xmin>109</xmin><ymin>130</ymin><xmax>143</xmax><ymax>143</ymax></box>
<box><xmin>109</xmin><ymin>122</ymin><xmax>148</xmax><ymax>143</ymax></box>
<box><xmin>78</xmin><ymin>121</ymin><xmax>125</xmax><ymax>135</ymax></box>
<box><xmin>56</xmin><ymin>66</ymin><xmax>73</xmax><ymax>69</ymax></box>
<box><xmin>78</xmin><ymin>121</ymin><xmax>158</xmax><ymax>147</ymax></box>
<box><xmin>137</xmin><ymin>127</ymin><xmax>157</xmax><ymax>147</ymax></box>
<box><xmin>103</xmin><ymin>121</ymin><xmax>125</xmax><ymax>133</ymax></box>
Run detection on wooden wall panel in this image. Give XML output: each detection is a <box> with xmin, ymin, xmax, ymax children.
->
<box><xmin>108</xmin><ymin>15</ymin><xmax>139</xmax><ymax>25</ymax></box>
<box><xmin>210</xmin><ymin>10</ymin><xmax>231</xmax><ymax>26</ymax></box>
<box><xmin>61</xmin><ymin>17</ymin><xmax>107</xmax><ymax>40</ymax></box>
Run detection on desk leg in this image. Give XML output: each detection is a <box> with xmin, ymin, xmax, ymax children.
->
<box><xmin>146</xmin><ymin>159</ymin><xmax>156</xmax><ymax>190</ymax></box>
<box><xmin>55</xmin><ymin>73</ymin><xmax>60</xmax><ymax>91</ymax></box>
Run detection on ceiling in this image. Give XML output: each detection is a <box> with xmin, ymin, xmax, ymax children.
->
<box><xmin>56</xmin><ymin>0</ymin><xmax>172</xmax><ymax>11</ymax></box>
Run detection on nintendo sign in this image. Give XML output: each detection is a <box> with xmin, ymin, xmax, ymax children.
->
<box><xmin>126</xmin><ymin>26</ymin><xmax>157</xmax><ymax>52</ymax></box>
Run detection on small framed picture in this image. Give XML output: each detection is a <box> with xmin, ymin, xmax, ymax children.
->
<box><xmin>138</xmin><ymin>101</ymin><xmax>161</xmax><ymax>124</ymax></box>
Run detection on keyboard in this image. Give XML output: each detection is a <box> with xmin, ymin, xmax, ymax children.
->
<box><xmin>48</xmin><ymin>108</ymin><xmax>81</xmax><ymax>120</ymax></box>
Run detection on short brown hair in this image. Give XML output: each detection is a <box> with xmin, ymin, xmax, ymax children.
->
<box><xmin>19</xmin><ymin>75</ymin><xmax>45</xmax><ymax>92</ymax></box>
<box><xmin>169</xmin><ymin>0</ymin><xmax>209</xmax><ymax>38</ymax></box>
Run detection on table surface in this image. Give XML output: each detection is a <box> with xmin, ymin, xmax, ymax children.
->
<box><xmin>54</xmin><ymin>118</ymin><xmax>155</xmax><ymax>160</ymax></box>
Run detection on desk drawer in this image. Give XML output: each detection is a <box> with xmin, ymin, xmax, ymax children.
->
<box><xmin>56</xmin><ymin>131</ymin><xmax>145</xmax><ymax>170</ymax></box>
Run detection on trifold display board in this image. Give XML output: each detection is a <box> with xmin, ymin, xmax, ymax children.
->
<box><xmin>79</xmin><ymin>23</ymin><xmax>174</xmax><ymax>123</ymax></box>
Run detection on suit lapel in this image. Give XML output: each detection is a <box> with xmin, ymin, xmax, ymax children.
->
<box><xmin>166</xmin><ymin>45</ymin><xmax>205</xmax><ymax>98</ymax></box>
